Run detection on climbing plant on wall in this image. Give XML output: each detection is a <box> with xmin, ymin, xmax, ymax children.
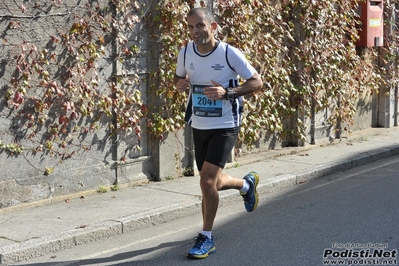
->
<box><xmin>0</xmin><ymin>0</ymin><xmax>393</xmax><ymax>175</ymax></box>
<box><xmin>0</xmin><ymin>0</ymin><xmax>147</xmax><ymax>174</ymax></box>
<box><xmin>155</xmin><ymin>0</ymin><xmax>386</xmax><ymax>148</ymax></box>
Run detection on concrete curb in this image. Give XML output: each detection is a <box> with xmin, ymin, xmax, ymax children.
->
<box><xmin>0</xmin><ymin>221</ymin><xmax>122</xmax><ymax>265</ymax></box>
<box><xmin>296</xmin><ymin>144</ymin><xmax>399</xmax><ymax>184</ymax></box>
<box><xmin>1</xmin><ymin>143</ymin><xmax>399</xmax><ymax>265</ymax></box>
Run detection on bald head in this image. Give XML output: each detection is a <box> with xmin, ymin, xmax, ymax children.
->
<box><xmin>187</xmin><ymin>7</ymin><xmax>216</xmax><ymax>24</ymax></box>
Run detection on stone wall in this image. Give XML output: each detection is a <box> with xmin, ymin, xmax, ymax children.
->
<box><xmin>0</xmin><ymin>0</ymin><xmax>165</xmax><ymax>207</ymax></box>
<box><xmin>0</xmin><ymin>0</ymin><xmax>397</xmax><ymax>209</ymax></box>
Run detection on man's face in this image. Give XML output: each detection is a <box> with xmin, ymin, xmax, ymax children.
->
<box><xmin>187</xmin><ymin>12</ymin><xmax>215</xmax><ymax>46</ymax></box>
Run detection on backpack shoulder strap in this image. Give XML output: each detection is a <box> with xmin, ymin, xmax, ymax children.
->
<box><xmin>183</xmin><ymin>43</ymin><xmax>189</xmax><ymax>69</ymax></box>
<box><xmin>225</xmin><ymin>44</ymin><xmax>236</xmax><ymax>72</ymax></box>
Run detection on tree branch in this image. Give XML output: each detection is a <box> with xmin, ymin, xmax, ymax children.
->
<box><xmin>0</xmin><ymin>12</ymin><xmax>71</xmax><ymax>19</ymax></box>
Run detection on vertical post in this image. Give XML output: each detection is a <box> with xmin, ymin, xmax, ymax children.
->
<box><xmin>110</xmin><ymin>2</ymin><xmax>119</xmax><ymax>183</ymax></box>
<box><xmin>377</xmin><ymin>1</ymin><xmax>396</xmax><ymax>128</ymax></box>
<box><xmin>184</xmin><ymin>124</ymin><xmax>195</xmax><ymax>173</ymax></box>
<box><xmin>310</xmin><ymin>96</ymin><xmax>316</xmax><ymax>145</ymax></box>
<box><xmin>147</xmin><ymin>1</ymin><xmax>162</xmax><ymax>181</ymax></box>
<box><xmin>285</xmin><ymin>2</ymin><xmax>305</xmax><ymax>147</ymax></box>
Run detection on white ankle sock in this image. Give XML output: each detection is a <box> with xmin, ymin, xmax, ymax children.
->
<box><xmin>201</xmin><ymin>230</ymin><xmax>212</xmax><ymax>239</ymax></box>
<box><xmin>240</xmin><ymin>179</ymin><xmax>250</xmax><ymax>194</ymax></box>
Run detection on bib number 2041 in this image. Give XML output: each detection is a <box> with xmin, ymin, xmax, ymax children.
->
<box><xmin>192</xmin><ymin>84</ymin><xmax>223</xmax><ymax>117</ymax></box>
<box><xmin>197</xmin><ymin>97</ymin><xmax>217</xmax><ymax>106</ymax></box>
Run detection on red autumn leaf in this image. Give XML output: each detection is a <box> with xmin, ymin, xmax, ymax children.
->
<box><xmin>13</xmin><ymin>92</ymin><xmax>24</xmax><ymax>104</ymax></box>
<box><xmin>69</xmin><ymin>111</ymin><xmax>79</xmax><ymax>120</ymax></box>
<box><xmin>58</xmin><ymin>116</ymin><xmax>69</xmax><ymax>125</ymax></box>
<box><xmin>63</xmin><ymin>102</ymin><xmax>72</xmax><ymax>111</ymax></box>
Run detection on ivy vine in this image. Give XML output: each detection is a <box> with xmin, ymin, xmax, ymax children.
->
<box><xmin>0</xmin><ymin>0</ymin><xmax>396</xmax><ymax>175</ymax></box>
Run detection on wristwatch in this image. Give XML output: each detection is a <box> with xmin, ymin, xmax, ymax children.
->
<box><xmin>225</xmin><ymin>87</ymin><xmax>238</xmax><ymax>100</ymax></box>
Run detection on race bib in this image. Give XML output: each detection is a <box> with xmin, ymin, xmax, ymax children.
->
<box><xmin>192</xmin><ymin>85</ymin><xmax>223</xmax><ymax>117</ymax></box>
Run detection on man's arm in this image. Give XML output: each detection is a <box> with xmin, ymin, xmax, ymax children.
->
<box><xmin>201</xmin><ymin>73</ymin><xmax>263</xmax><ymax>100</ymax></box>
<box><xmin>230</xmin><ymin>72</ymin><xmax>263</xmax><ymax>97</ymax></box>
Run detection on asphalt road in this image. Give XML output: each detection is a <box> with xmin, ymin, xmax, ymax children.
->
<box><xmin>15</xmin><ymin>156</ymin><xmax>399</xmax><ymax>266</ymax></box>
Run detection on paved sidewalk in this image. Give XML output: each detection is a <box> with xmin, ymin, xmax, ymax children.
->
<box><xmin>0</xmin><ymin>127</ymin><xmax>398</xmax><ymax>265</ymax></box>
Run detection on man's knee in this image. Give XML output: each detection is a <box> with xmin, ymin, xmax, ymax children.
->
<box><xmin>200</xmin><ymin>162</ymin><xmax>222</xmax><ymax>188</ymax></box>
<box><xmin>200</xmin><ymin>173</ymin><xmax>216</xmax><ymax>190</ymax></box>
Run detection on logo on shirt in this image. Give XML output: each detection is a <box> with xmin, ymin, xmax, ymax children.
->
<box><xmin>189</xmin><ymin>63</ymin><xmax>195</xmax><ymax>70</ymax></box>
<box><xmin>211</xmin><ymin>64</ymin><xmax>225</xmax><ymax>71</ymax></box>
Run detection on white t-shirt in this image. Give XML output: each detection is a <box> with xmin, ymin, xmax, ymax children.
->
<box><xmin>176</xmin><ymin>41</ymin><xmax>256</xmax><ymax>130</ymax></box>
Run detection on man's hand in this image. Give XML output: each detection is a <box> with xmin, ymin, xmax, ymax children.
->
<box><xmin>175</xmin><ymin>77</ymin><xmax>191</xmax><ymax>93</ymax></box>
<box><xmin>203</xmin><ymin>79</ymin><xmax>225</xmax><ymax>100</ymax></box>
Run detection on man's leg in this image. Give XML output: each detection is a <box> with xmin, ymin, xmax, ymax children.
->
<box><xmin>187</xmin><ymin>161</ymin><xmax>221</xmax><ymax>259</ymax></box>
<box><xmin>187</xmin><ymin>161</ymin><xmax>245</xmax><ymax>259</ymax></box>
<box><xmin>188</xmin><ymin>127</ymin><xmax>247</xmax><ymax>259</ymax></box>
<box><xmin>200</xmin><ymin>161</ymin><xmax>244</xmax><ymax>231</ymax></box>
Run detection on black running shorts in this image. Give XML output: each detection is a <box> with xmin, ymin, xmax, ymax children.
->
<box><xmin>192</xmin><ymin>127</ymin><xmax>240</xmax><ymax>171</ymax></box>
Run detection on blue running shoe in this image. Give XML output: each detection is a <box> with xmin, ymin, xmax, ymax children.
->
<box><xmin>187</xmin><ymin>233</ymin><xmax>216</xmax><ymax>259</ymax></box>
<box><xmin>240</xmin><ymin>171</ymin><xmax>259</xmax><ymax>212</ymax></box>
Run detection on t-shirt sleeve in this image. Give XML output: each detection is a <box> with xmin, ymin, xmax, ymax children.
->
<box><xmin>228</xmin><ymin>46</ymin><xmax>257</xmax><ymax>80</ymax></box>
